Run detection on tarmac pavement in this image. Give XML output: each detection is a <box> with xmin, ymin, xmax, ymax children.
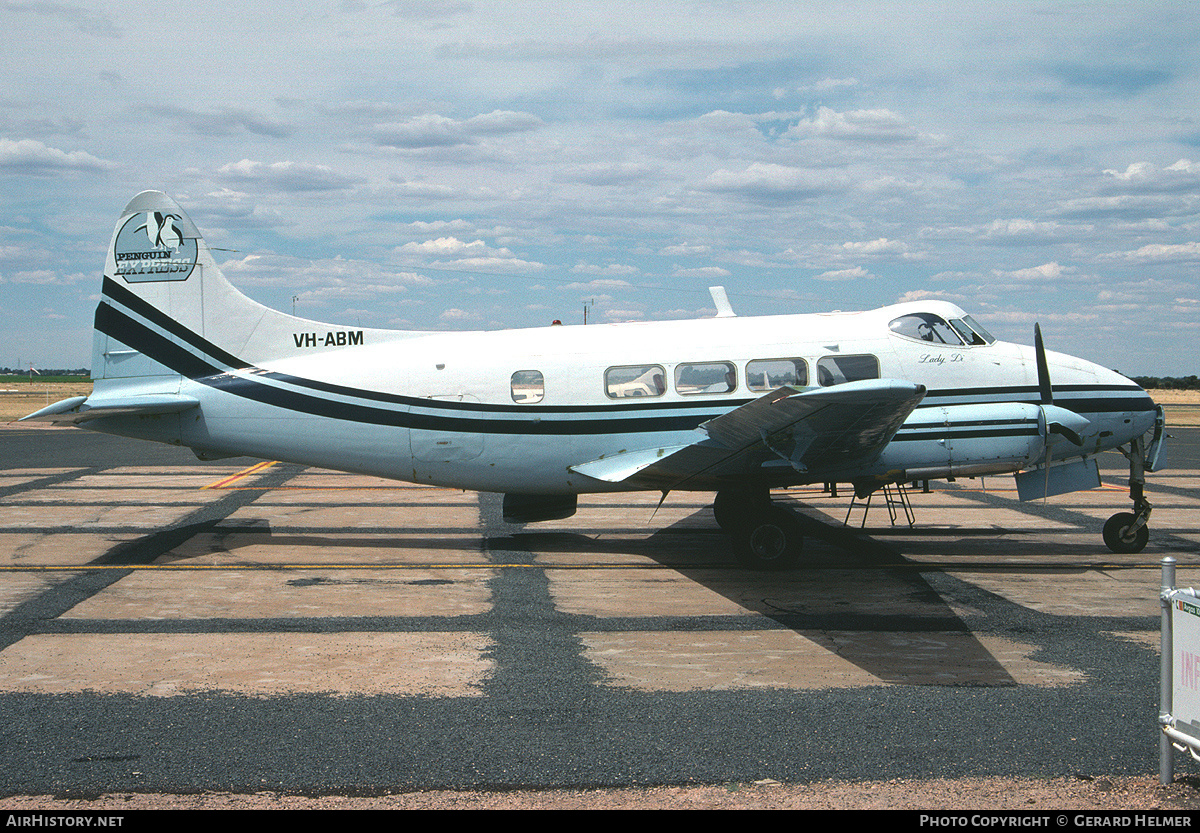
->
<box><xmin>0</xmin><ymin>426</ymin><xmax>1197</xmax><ymax>795</ymax></box>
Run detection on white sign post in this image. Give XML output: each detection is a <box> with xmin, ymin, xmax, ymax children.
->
<box><xmin>1160</xmin><ymin>556</ymin><xmax>1200</xmax><ymax>783</ymax></box>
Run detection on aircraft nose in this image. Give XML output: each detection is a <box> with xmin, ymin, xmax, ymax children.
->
<box><xmin>1102</xmin><ymin>365</ymin><xmax>1159</xmax><ymax>438</ymax></box>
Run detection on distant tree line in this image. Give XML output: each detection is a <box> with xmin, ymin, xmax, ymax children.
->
<box><xmin>0</xmin><ymin>368</ymin><xmax>89</xmax><ymax>376</ymax></box>
<box><xmin>1131</xmin><ymin>375</ymin><xmax>1200</xmax><ymax>390</ymax></box>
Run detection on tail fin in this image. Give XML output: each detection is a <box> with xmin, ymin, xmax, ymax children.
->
<box><xmin>93</xmin><ymin>190</ymin><xmax>273</xmax><ymax>381</ymax></box>
<box><xmin>94</xmin><ymin>190</ymin><xmax>404</xmax><ymax>386</ymax></box>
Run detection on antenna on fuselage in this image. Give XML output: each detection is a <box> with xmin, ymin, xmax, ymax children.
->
<box><xmin>709</xmin><ymin>286</ymin><xmax>736</xmax><ymax>318</ymax></box>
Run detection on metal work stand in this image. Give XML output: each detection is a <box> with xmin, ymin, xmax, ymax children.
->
<box><xmin>843</xmin><ymin>482</ymin><xmax>915</xmax><ymax>528</ymax></box>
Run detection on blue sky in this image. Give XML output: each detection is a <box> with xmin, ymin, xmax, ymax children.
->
<box><xmin>1</xmin><ymin>0</ymin><xmax>1197</xmax><ymax>374</ymax></box>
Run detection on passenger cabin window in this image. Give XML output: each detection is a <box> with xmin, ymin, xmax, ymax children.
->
<box><xmin>888</xmin><ymin>313</ymin><xmax>963</xmax><ymax>345</ymax></box>
<box><xmin>606</xmin><ymin>365</ymin><xmax>666</xmax><ymax>398</ymax></box>
<box><xmin>674</xmin><ymin>361</ymin><xmax>736</xmax><ymax>395</ymax></box>
<box><xmin>511</xmin><ymin>370</ymin><xmax>544</xmax><ymax>404</ymax></box>
<box><xmin>817</xmin><ymin>354</ymin><xmax>880</xmax><ymax>387</ymax></box>
<box><xmin>747</xmin><ymin>358</ymin><xmax>808</xmax><ymax>391</ymax></box>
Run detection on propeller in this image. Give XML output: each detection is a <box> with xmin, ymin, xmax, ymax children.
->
<box><xmin>1034</xmin><ymin>323</ymin><xmax>1053</xmax><ymax>406</ymax></box>
<box><xmin>1033</xmin><ymin>323</ymin><xmax>1089</xmax><ymax>449</ymax></box>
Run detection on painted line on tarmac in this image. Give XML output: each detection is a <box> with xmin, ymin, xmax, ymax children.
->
<box><xmin>202</xmin><ymin>460</ymin><xmax>277</xmax><ymax>489</ymax></box>
<box><xmin>0</xmin><ymin>560</ymin><xmax>1175</xmax><ymax>573</ymax></box>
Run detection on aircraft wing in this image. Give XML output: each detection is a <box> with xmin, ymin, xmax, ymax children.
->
<box><xmin>569</xmin><ymin>379</ymin><xmax>926</xmax><ymax>489</ymax></box>
<box><xmin>19</xmin><ymin>393</ymin><xmax>199</xmax><ymax>425</ymax></box>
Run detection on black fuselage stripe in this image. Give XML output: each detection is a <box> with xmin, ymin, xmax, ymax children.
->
<box><xmin>102</xmin><ymin>277</ymin><xmax>247</xmax><ymax>371</ymax></box>
<box><xmin>892</xmin><ymin>427</ymin><xmax>1040</xmax><ymax>441</ymax></box>
<box><xmin>95</xmin><ymin>303</ymin><xmax>221</xmax><ymax>379</ymax></box>
<box><xmin>96</xmin><ymin>288</ymin><xmax>1159</xmax><ymax>436</ymax></box>
<box><xmin>96</xmin><ymin>302</ymin><xmax>710</xmax><ymax>435</ymax></box>
<box><xmin>101</xmin><ymin>276</ymin><xmax>750</xmax><ymax>416</ymax></box>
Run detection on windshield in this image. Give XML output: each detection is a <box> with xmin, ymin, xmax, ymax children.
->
<box><xmin>888</xmin><ymin>313</ymin><xmax>964</xmax><ymax>345</ymax></box>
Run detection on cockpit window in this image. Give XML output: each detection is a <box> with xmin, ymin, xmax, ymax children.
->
<box><xmin>889</xmin><ymin>313</ymin><xmax>964</xmax><ymax>345</ymax></box>
<box><xmin>948</xmin><ymin>318</ymin><xmax>986</xmax><ymax>346</ymax></box>
<box><xmin>961</xmin><ymin>315</ymin><xmax>995</xmax><ymax>344</ymax></box>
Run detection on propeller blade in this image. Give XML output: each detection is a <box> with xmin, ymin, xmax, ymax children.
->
<box><xmin>1048</xmin><ymin>422</ymin><xmax>1085</xmax><ymax>447</ymax></box>
<box><xmin>1034</xmin><ymin>323</ymin><xmax>1053</xmax><ymax>405</ymax></box>
<box><xmin>1040</xmin><ymin>403</ymin><xmax>1092</xmax><ymax>453</ymax></box>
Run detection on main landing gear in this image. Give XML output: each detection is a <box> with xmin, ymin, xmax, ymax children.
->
<box><xmin>713</xmin><ymin>488</ymin><xmax>805</xmax><ymax>570</ymax></box>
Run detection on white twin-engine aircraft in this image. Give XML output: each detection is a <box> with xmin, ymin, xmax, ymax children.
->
<box><xmin>25</xmin><ymin>191</ymin><xmax>1167</xmax><ymax>568</ymax></box>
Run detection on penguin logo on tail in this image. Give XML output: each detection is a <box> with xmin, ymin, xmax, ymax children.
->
<box><xmin>135</xmin><ymin>212</ymin><xmax>184</xmax><ymax>250</ymax></box>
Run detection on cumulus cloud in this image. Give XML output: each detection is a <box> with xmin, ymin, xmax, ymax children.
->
<box><xmin>672</xmin><ymin>266</ymin><xmax>730</xmax><ymax>279</ymax></box>
<box><xmin>373</xmin><ymin>115</ymin><xmax>472</xmax><ymax>149</ymax></box>
<box><xmin>218</xmin><ymin>252</ymin><xmax>434</xmax><ymax>291</ymax></box>
<box><xmin>815</xmin><ymin>266</ymin><xmax>871</xmax><ymax>282</ymax></box>
<box><xmin>982</xmin><ymin>219</ymin><xmax>1075</xmax><ymax>243</ymax></box>
<box><xmin>0</xmin><ymin>138</ymin><xmax>114</xmax><ymax>173</ymax></box>
<box><xmin>558</xmin><ymin>163</ymin><xmax>656</xmax><ymax>186</ymax></box>
<box><xmin>372</xmin><ymin>110</ymin><xmax>543</xmax><ymax>149</ymax></box>
<box><xmin>570</xmin><ymin>263</ymin><xmax>638</xmax><ymax>277</ymax></box>
<box><xmin>841</xmin><ymin>238</ymin><xmax>908</xmax><ymax>256</ymax></box>
<box><xmin>1054</xmin><ymin>195</ymin><xmax>1177</xmax><ymax>220</ymax></box>
<box><xmin>1102</xmin><ymin>160</ymin><xmax>1200</xmax><ymax>194</ymax></box>
<box><xmin>993</xmin><ymin>262</ymin><xmax>1074</xmax><ymax>281</ymax></box>
<box><xmin>704</xmin><ymin>163</ymin><xmax>844</xmax><ymax>201</ymax></box>
<box><xmin>659</xmin><ymin>242</ymin><xmax>712</xmax><ymax>256</ymax></box>
<box><xmin>399</xmin><ymin>237</ymin><xmax>494</xmax><ymax>258</ymax></box>
<box><xmin>386</xmin><ymin>178</ymin><xmax>462</xmax><ymax>200</ymax></box>
<box><xmin>217</xmin><ymin>160</ymin><xmax>363</xmax><ymax>191</ymax></box>
<box><xmin>561</xmin><ymin>277</ymin><xmax>634</xmax><ymax>291</ymax></box>
<box><xmin>1100</xmin><ymin>242</ymin><xmax>1200</xmax><ymax>264</ymax></box>
<box><xmin>396</xmin><ymin>237</ymin><xmax>544</xmax><ymax>273</ymax></box>
<box><xmin>144</xmin><ymin>105</ymin><xmax>293</xmax><ymax>138</ymax></box>
<box><xmin>785</xmin><ymin>107</ymin><xmax>917</xmax><ymax>143</ymax></box>
<box><xmin>465</xmin><ymin>110</ymin><xmax>545</xmax><ymax>135</ymax></box>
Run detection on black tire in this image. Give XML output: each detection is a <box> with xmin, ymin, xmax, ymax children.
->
<box><xmin>713</xmin><ymin>488</ymin><xmax>770</xmax><ymax>531</ymax></box>
<box><xmin>733</xmin><ymin>505</ymin><xmax>804</xmax><ymax>570</ymax></box>
<box><xmin>1103</xmin><ymin>511</ymin><xmax>1149</xmax><ymax>554</ymax></box>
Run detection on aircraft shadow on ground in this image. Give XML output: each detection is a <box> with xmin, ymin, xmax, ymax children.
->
<box><xmin>97</xmin><ymin>504</ymin><xmax>1057</xmax><ymax>688</ymax></box>
<box><xmin>507</xmin><ymin>506</ymin><xmax>1026</xmax><ymax>688</ymax></box>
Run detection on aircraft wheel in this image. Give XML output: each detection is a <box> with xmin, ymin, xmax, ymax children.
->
<box><xmin>713</xmin><ymin>488</ymin><xmax>770</xmax><ymax>531</ymax></box>
<box><xmin>733</xmin><ymin>506</ymin><xmax>804</xmax><ymax>570</ymax></box>
<box><xmin>1103</xmin><ymin>511</ymin><xmax>1149</xmax><ymax>554</ymax></box>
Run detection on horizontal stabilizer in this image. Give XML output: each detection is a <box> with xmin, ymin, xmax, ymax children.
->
<box><xmin>20</xmin><ymin>393</ymin><xmax>199</xmax><ymax>425</ymax></box>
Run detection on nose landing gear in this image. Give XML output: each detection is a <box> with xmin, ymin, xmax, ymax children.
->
<box><xmin>1104</xmin><ymin>410</ymin><xmax>1165</xmax><ymax>554</ymax></box>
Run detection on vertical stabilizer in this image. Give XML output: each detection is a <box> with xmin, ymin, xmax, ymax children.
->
<box><xmin>94</xmin><ymin>190</ymin><xmax>270</xmax><ymax>381</ymax></box>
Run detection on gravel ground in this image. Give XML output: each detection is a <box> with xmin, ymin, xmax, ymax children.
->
<box><xmin>4</xmin><ymin>776</ymin><xmax>1200</xmax><ymax>810</ymax></box>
